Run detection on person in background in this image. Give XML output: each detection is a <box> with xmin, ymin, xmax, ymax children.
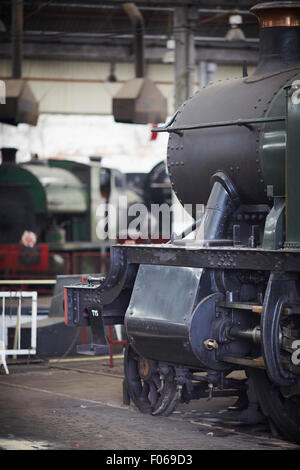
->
<box><xmin>0</xmin><ymin>186</ymin><xmax>38</xmax><ymax>245</ymax></box>
<box><xmin>20</xmin><ymin>230</ymin><xmax>37</xmax><ymax>247</ymax></box>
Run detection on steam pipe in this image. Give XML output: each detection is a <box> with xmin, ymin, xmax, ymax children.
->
<box><xmin>172</xmin><ymin>172</ymin><xmax>239</xmax><ymax>246</ymax></box>
<box><xmin>195</xmin><ymin>177</ymin><xmax>236</xmax><ymax>245</ymax></box>
<box><xmin>11</xmin><ymin>0</ymin><xmax>23</xmax><ymax>79</ymax></box>
<box><xmin>122</xmin><ymin>2</ymin><xmax>145</xmax><ymax>78</ymax></box>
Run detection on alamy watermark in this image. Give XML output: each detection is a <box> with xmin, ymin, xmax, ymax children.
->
<box><xmin>95</xmin><ymin>196</ymin><xmax>204</xmax><ymax>241</ymax></box>
<box><xmin>291</xmin><ymin>340</ymin><xmax>300</xmax><ymax>366</ymax></box>
<box><xmin>291</xmin><ymin>79</ymin><xmax>300</xmax><ymax>105</ymax></box>
<box><xmin>282</xmin><ymin>80</ymin><xmax>300</xmax><ymax>367</ymax></box>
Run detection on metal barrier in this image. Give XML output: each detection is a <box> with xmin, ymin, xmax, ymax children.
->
<box><xmin>0</xmin><ymin>291</ymin><xmax>38</xmax><ymax>373</ymax></box>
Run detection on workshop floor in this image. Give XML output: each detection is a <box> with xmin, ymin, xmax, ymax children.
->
<box><xmin>0</xmin><ymin>356</ymin><xmax>299</xmax><ymax>451</ymax></box>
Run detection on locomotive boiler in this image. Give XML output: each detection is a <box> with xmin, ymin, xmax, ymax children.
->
<box><xmin>64</xmin><ymin>2</ymin><xmax>300</xmax><ymax>443</ymax></box>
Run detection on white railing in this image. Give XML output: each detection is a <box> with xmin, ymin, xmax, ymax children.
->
<box><xmin>0</xmin><ymin>291</ymin><xmax>38</xmax><ymax>373</ymax></box>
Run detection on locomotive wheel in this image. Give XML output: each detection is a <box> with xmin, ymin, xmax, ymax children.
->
<box><xmin>124</xmin><ymin>343</ymin><xmax>178</xmax><ymax>416</ymax></box>
<box><xmin>250</xmin><ymin>369</ymin><xmax>300</xmax><ymax>444</ymax></box>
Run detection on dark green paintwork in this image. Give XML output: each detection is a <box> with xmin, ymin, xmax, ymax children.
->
<box><xmin>285</xmin><ymin>83</ymin><xmax>300</xmax><ymax>247</ymax></box>
<box><xmin>260</xmin><ymin>87</ymin><xmax>287</xmax><ymax>197</ymax></box>
<box><xmin>48</xmin><ymin>159</ymin><xmax>91</xmax><ymax>241</ymax></box>
<box><xmin>0</xmin><ymin>160</ymin><xmax>91</xmax><ymax>242</ymax></box>
<box><xmin>0</xmin><ymin>164</ymin><xmax>46</xmax><ymax>213</ymax></box>
<box><xmin>260</xmin><ymin>73</ymin><xmax>300</xmax><ymax>247</ymax></box>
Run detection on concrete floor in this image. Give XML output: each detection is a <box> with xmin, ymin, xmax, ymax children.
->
<box><xmin>0</xmin><ymin>355</ymin><xmax>299</xmax><ymax>451</ymax></box>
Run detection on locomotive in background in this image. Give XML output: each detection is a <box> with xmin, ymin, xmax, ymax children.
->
<box><xmin>65</xmin><ymin>2</ymin><xmax>300</xmax><ymax>444</ymax></box>
<box><xmin>0</xmin><ymin>147</ymin><xmax>172</xmax><ymax>281</ymax></box>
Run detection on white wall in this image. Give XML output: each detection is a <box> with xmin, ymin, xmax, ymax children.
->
<box><xmin>0</xmin><ymin>58</ymin><xmax>255</xmax><ymax>168</ymax></box>
<box><xmin>213</xmin><ymin>64</ymin><xmax>256</xmax><ymax>81</ymax></box>
<box><xmin>0</xmin><ymin>59</ymin><xmax>175</xmax><ymax>115</ymax></box>
<box><xmin>0</xmin><ymin>58</ymin><xmax>253</xmax><ymax>115</ymax></box>
<box><xmin>0</xmin><ymin>114</ymin><xmax>169</xmax><ymax>172</ymax></box>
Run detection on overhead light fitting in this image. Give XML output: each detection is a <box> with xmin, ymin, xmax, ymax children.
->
<box><xmin>162</xmin><ymin>37</ymin><xmax>175</xmax><ymax>64</ymax></box>
<box><xmin>225</xmin><ymin>14</ymin><xmax>246</xmax><ymax>41</ymax></box>
<box><xmin>108</xmin><ymin>63</ymin><xmax>117</xmax><ymax>83</ymax></box>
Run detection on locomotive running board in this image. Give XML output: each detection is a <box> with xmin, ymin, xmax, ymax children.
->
<box><xmin>116</xmin><ymin>244</ymin><xmax>300</xmax><ymax>272</ymax></box>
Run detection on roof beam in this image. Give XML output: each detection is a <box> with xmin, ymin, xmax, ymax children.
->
<box><xmin>0</xmin><ymin>41</ymin><xmax>258</xmax><ymax>65</ymax></box>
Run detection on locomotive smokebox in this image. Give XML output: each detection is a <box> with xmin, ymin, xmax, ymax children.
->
<box><xmin>167</xmin><ymin>2</ymin><xmax>300</xmax><ymax>210</ymax></box>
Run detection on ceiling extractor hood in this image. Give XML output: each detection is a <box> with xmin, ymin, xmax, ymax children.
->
<box><xmin>112</xmin><ymin>2</ymin><xmax>167</xmax><ymax>124</ymax></box>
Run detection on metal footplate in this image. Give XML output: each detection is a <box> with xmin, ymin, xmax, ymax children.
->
<box><xmin>77</xmin><ymin>344</ymin><xmax>110</xmax><ymax>356</ymax></box>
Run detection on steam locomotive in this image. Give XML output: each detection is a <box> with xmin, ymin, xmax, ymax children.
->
<box><xmin>0</xmin><ymin>149</ymin><xmax>171</xmax><ymax>279</ymax></box>
<box><xmin>64</xmin><ymin>2</ymin><xmax>300</xmax><ymax>443</ymax></box>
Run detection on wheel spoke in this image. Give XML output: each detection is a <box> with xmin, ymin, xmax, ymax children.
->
<box><xmin>152</xmin><ymin>374</ymin><xmax>161</xmax><ymax>389</ymax></box>
<box><xmin>124</xmin><ymin>344</ymin><xmax>179</xmax><ymax>416</ymax></box>
<box><xmin>250</xmin><ymin>369</ymin><xmax>300</xmax><ymax>444</ymax></box>
<box><xmin>140</xmin><ymin>381</ymin><xmax>150</xmax><ymax>403</ymax></box>
<box><xmin>149</xmin><ymin>381</ymin><xmax>158</xmax><ymax>406</ymax></box>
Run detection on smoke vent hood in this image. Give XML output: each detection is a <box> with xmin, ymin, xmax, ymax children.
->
<box><xmin>0</xmin><ymin>79</ymin><xmax>38</xmax><ymax>126</ymax></box>
<box><xmin>113</xmin><ymin>77</ymin><xmax>167</xmax><ymax>124</ymax></box>
<box><xmin>112</xmin><ymin>2</ymin><xmax>167</xmax><ymax>124</ymax></box>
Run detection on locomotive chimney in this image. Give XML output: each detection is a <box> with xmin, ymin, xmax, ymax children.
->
<box><xmin>251</xmin><ymin>2</ymin><xmax>300</xmax><ymax>74</ymax></box>
<box><xmin>1</xmin><ymin>147</ymin><xmax>17</xmax><ymax>164</ymax></box>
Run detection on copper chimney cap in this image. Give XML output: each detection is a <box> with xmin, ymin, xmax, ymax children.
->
<box><xmin>251</xmin><ymin>2</ymin><xmax>300</xmax><ymax>28</ymax></box>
